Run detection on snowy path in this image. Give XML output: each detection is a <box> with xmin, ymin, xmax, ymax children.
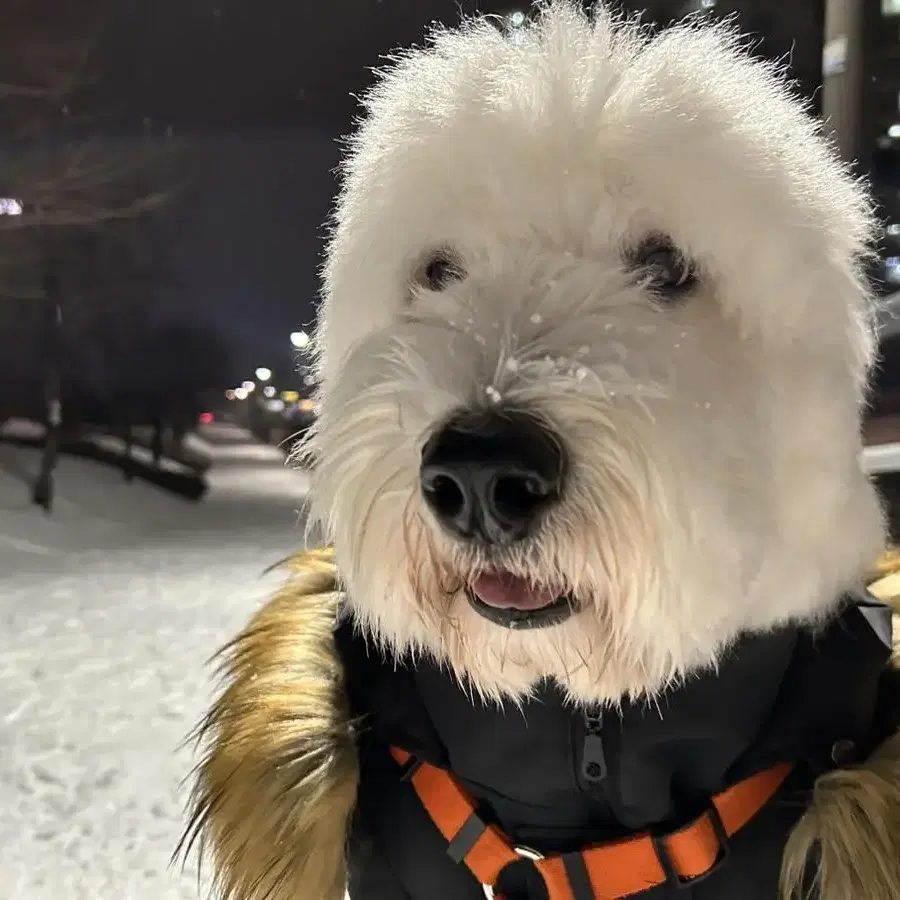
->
<box><xmin>0</xmin><ymin>425</ymin><xmax>312</xmax><ymax>900</ymax></box>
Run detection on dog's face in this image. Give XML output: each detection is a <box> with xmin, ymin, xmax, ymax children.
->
<box><xmin>306</xmin><ymin>3</ymin><xmax>884</xmax><ymax>703</ymax></box>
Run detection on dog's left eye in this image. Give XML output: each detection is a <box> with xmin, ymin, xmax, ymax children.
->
<box><xmin>630</xmin><ymin>237</ymin><xmax>697</xmax><ymax>298</ymax></box>
<box><xmin>414</xmin><ymin>251</ymin><xmax>466</xmax><ymax>292</ymax></box>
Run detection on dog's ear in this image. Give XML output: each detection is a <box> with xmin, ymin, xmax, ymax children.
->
<box><xmin>178</xmin><ymin>548</ymin><xmax>358</xmax><ymax>900</ymax></box>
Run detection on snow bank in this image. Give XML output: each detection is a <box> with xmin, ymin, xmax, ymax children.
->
<box><xmin>0</xmin><ymin>422</ymin><xmax>310</xmax><ymax>561</ymax></box>
<box><xmin>862</xmin><ymin>442</ymin><xmax>900</xmax><ymax>476</ymax></box>
<box><xmin>0</xmin><ymin>442</ymin><xmax>192</xmax><ymax>559</ymax></box>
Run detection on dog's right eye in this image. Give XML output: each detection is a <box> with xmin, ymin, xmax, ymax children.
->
<box><xmin>628</xmin><ymin>236</ymin><xmax>697</xmax><ymax>300</ymax></box>
<box><xmin>413</xmin><ymin>251</ymin><xmax>465</xmax><ymax>292</ymax></box>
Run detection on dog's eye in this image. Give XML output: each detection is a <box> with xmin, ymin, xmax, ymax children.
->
<box><xmin>630</xmin><ymin>237</ymin><xmax>697</xmax><ymax>299</ymax></box>
<box><xmin>414</xmin><ymin>251</ymin><xmax>465</xmax><ymax>292</ymax></box>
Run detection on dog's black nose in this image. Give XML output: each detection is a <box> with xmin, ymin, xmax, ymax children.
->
<box><xmin>420</xmin><ymin>410</ymin><xmax>565</xmax><ymax>543</ymax></box>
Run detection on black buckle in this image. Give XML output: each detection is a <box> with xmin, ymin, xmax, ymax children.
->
<box><xmin>652</xmin><ymin>805</ymin><xmax>730</xmax><ymax>889</ymax></box>
<box><xmin>486</xmin><ymin>846</ymin><xmax>547</xmax><ymax>900</ymax></box>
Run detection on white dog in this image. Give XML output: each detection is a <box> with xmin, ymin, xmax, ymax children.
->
<box><xmin>311</xmin><ymin>3</ymin><xmax>883</xmax><ymax>702</ymax></box>
<box><xmin>185</xmin><ymin>5</ymin><xmax>900</xmax><ymax>900</ymax></box>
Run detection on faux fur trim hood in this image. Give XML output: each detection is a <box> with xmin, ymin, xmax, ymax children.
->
<box><xmin>179</xmin><ymin>549</ymin><xmax>357</xmax><ymax>900</ymax></box>
<box><xmin>180</xmin><ymin>547</ymin><xmax>900</xmax><ymax>900</ymax></box>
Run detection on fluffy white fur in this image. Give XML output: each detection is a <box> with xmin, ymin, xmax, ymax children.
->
<box><xmin>304</xmin><ymin>1</ymin><xmax>884</xmax><ymax>705</ymax></box>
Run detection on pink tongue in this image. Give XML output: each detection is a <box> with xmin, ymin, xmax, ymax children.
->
<box><xmin>471</xmin><ymin>572</ymin><xmax>557</xmax><ymax>610</ymax></box>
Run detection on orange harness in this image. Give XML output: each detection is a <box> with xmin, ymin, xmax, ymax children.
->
<box><xmin>390</xmin><ymin>746</ymin><xmax>792</xmax><ymax>900</ymax></box>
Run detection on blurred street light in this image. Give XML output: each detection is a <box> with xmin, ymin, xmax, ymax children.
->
<box><xmin>290</xmin><ymin>330</ymin><xmax>310</xmax><ymax>349</ymax></box>
<box><xmin>234</xmin><ymin>387</ymin><xmax>248</xmax><ymax>400</ymax></box>
<box><xmin>242</xmin><ymin>380</ymin><xmax>255</xmax><ymax>392</ymax></box>
<box><xmin>255</xmin><ymin>366</ymin><xmax>272</xmax><ymax>381</ymax></box>
<box><xmin>0</xmin><ymin>198</ymin><xmax>22</xmax><ymax>216</ymax></box>
<box><xmin>225</xmin><ymin>389</ymin><xmax>236</xmax><ymax>400</ymax></box>
<box><xmin>263</xmin><ymin>385</ymin><xmax>276</xmax><ymax>398</ymax></box>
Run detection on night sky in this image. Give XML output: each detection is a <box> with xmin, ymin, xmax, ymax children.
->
<box><xmin>79</xmin><ymin>0</ymin><xmax>528</xmax><ymax>386</ymax></box>
<box><xmin>147</xmin><ymin>129</ymin><xmax>338</xmax><ymax>386</ymax></box>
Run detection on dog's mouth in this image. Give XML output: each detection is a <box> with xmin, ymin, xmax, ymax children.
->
<box><xmin>466</xmin><ymin>571</ymin><xmax>576</xmax><ymax>629</ymax></box>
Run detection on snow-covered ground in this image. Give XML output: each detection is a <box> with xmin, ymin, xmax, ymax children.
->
<box><xmin>0</xmin><ymin>424</ymin><xmax>313</xmax><ymax>899</ymax></box>
<box><xmin>2</xmin><ymin>419</ymin><xmax>895</xmax><ymax>900</ymax></box>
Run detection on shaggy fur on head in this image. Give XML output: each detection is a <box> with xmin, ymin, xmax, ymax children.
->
<box><xmin>306</xmin><ymin>1</ymin><xmax>883</xmax><ymax>704</ymax></box>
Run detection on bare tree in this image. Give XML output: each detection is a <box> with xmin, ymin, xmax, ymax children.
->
<box><xmin>0</xmin><ymin>0</ymin><xmax>183</xmax><ymax>510</ymax></box>
<box><xmin>0</xmin><ymin>1</ymin><xmax>171</xmax><ymax>232</ymax></box>
<box><xmin>65</xmin><ymin>209</ymin><xmax>177</xmax><ymax>479</ymax></box>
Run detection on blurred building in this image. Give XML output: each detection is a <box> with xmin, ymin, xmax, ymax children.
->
<box><xmin>822</xmin><ymin>0</ymin><xmax>899</xmax><ymax>293</ymax></box>
<box><xmin>867</xmin><ymin>0</ymin><xmax>900</xmax><ymax>290</ymax></box>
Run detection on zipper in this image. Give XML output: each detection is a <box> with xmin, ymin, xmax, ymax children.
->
<box><xmin>572</xmin><ymin>706</ymin><xmax>621</xmax><ymax>834</ymax></box>
<box><xmin>580</xmin><ymin>709</ymin><xmax>608</xmax><ymax>786</ymax></box>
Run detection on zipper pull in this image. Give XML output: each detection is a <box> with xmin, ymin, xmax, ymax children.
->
<box><xmin>582</xmin><ymin>710</ymin><xmax>607</xmax><ymax>783</ymax></box>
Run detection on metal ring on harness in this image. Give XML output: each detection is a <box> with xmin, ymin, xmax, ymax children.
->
<box><xmin>482</xmin><ymin>845</ymin><xmax>545</xmax><ymax>900</ymax></box>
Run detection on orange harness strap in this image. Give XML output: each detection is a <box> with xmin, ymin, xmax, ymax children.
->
<box><xmin>389</xmin><ymin>746</ymin><xmax>792</xmax><ymax>900</ymax></box>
